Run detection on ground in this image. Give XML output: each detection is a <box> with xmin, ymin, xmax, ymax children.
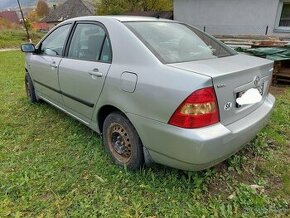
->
<box><xmin>0</xmin><ymin>29</ymin><xmax>45</xmax><ymax>49</ymax></box>
<box><xmin>0</xmin><ymin>51</ymin><xmax>289</xmax><ymax>217</ymax></box>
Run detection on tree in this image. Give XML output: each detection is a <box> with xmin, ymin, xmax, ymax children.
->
<box><xmin>97</xmin><ymin>0</ymin><xmax>172</xmax><ymax>15</ymax></box>
<box><xmin>36</xmin><ymin>0</ymin><xmax>50</xmax><ymax>17</ymax></box>
<box><xmin>97</xmin><ymin>0</ymin><xmax>126</xmax><ymax>15</ymax></box>
<box><xmin>27</xmin><ymin>10</ymin><xmax>39</xmax><ymax>22</ymax></box>
<box><xmin>140</xmin><ymin>0</ymin><xmax>172</xmax><ymax>11</ymax></box>
<box><xmin>24</xmin><ymin>18</ymin><xmax>32</xmax><ymax>31</ymax></box>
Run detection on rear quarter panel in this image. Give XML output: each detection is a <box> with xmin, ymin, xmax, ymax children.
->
<box><xmin>96</xmin><ymin>63</ymin><xmax>212</xmax><ymax>123</ymax></box>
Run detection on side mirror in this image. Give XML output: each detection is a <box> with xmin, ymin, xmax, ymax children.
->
<box><xmin>21</xmin><ymin>43</ymin><xmax>36</xmax><ymax>53</ymax></box>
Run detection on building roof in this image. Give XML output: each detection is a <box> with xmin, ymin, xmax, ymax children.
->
<box><xmin>32</xmin><ymin>22</ymin><xmax>49</xmax><ymax>31</ymax></box>
<box><xmin>123</xmin><ymin>11</ymin><xmax>173</xmax><ymax>20</ymax></box>
<box><xmin>0</xmin><ymin>10</ymin><xmax>19</xmax><ymax>23</ymax></box>
<box><xmin>42</xmin><ymin>0</ymin><xmax>95</xmax><ymax>23</ymax></box>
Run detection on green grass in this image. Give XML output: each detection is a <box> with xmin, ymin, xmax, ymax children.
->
<box><xmin>0</xmin><ymin>51</ymin><xmax>289</xmax><ymax>217</ymax></box>
<box><xmin>0</xmin><ymin>29</ymin><xmax>45</xmax><ymax>49</ymax></box>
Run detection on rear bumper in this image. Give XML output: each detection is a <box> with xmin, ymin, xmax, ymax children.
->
<box><xmin>127</xmin><ymin>94</ymin><xmax>275</xmax><ymax>171</ymax></box>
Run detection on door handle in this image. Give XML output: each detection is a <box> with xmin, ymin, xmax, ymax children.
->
<box><xmin>89</xmin><ymin>68</ymin><xmax>103</xmax><ymax>78</ymax></box>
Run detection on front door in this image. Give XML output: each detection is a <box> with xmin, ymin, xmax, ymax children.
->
<box><xmin>58</xmin><ymin>23</ymin><xmax>112</xmax><ymax>121</ymax></box>
<box><xmin>29</xmin><ymin>24</ymin><xmax>72</xmax><ymax>104</ymax></box>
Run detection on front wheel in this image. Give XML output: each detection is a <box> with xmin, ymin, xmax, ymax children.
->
<box><xmin>25</xmin><ymin>73</ymin><xmax>38</xmax><ymax>103</ymax></box>
<box><xmin>102</xmin><ymin>112</ymin><xmax>144</xmax><ymax>170</ymax></box>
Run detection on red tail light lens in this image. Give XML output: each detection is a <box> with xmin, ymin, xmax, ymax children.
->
<box><xmin>168</xmin><ymin>87</ymin><xmax>220</xmax><ymax>128</ymax></box>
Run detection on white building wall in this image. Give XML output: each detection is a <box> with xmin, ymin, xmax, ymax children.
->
<box><xmin>174</xmin><ymin>0</ymin><xmax>288</xmax><ymax>37</ymax></box>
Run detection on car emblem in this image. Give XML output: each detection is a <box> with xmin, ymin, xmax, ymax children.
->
<box><xmin>217</xmin><ymin>83</ymin><xmax>226</xmax><ymax>88</ymax></box>
<box><xmin>224</xmin><ymin>102</ymin><xmax>232</xmax><ymax>110</ymax></box>
<box><xmin>253</xmin><ymin>76</ymin><xmax>261</xmax><ymax>87</ymax></box>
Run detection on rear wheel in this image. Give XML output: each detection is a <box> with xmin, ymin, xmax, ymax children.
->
<box><xmin>25</xmin><ymin>73</ymin><xmax>38</xmax><ymax>103</ymax></box>
<box><xmin>103</xmin><ymin>112</ymin><xmax>144</xmax><ymax>170</ymax></box>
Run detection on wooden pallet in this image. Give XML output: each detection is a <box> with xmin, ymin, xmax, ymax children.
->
<box><xmin>273</xmin><ymin>61</ymin><xmax>290</xmax><ymax>84</ymax></box>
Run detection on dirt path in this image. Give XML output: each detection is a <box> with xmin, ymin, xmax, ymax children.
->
<box><xmin>0</xmin><ymin>48</ymin><xmax>19</xmax><ymax>52</ymax></box>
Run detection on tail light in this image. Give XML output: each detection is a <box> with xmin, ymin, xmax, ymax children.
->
<box><xmin>168</xmin><ymin>87</ymin><xmax>219</xmax><ymax>128</ymax></box>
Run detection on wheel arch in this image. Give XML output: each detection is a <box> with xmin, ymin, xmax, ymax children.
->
<box><xmin>97</xmin><ymin>104</ymin><xmax>154</xmax><ymax>166</ymax></box>
<box><xmin>25</xmin><ymin>68</ymin><xmax>34</xmax><ymax>80</ymax></box>
<box><xmin>97</xmin><ymin>105</ymin><xmax>128</xmax><ymax>134</ymax></box>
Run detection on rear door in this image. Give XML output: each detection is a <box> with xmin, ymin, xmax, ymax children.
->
<box><xmin>58</xmin><ymin>22</ymin><xmax>112</xmax><ymax>121</ymax></box>
<box><xmin>28</xmin><ymin>24</ymin><xmax>72</xmax><ymax>105</ymax></box>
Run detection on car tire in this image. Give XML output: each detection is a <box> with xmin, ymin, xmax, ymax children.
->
<box><xmin>25</xmin><ymin>73</ymin><xmax>38</xmax><ymax>103</ymax></box>
<box><xmin>103</xmin><ymin>112</ymin><xmax>144</xmax><ymax>170</ymax></box>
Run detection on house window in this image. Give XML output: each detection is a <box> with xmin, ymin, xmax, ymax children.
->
<box><xmin>279</xmin><ymin>3</ymin><xmax>290</xmax><ymax>27</ymax></box>
<box><xmin>275</xmin><ymin>0</ymin><xmax>290</xmax><ymax>32</ymax></box>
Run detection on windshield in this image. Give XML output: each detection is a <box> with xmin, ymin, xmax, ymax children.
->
<box><xmin>125</xmin><ymin>22</ymin><xmax>236</xmax><ymax>63</ymax></box>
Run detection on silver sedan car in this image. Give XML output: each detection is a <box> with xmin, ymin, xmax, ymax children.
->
<box><xmin>21</xmin><ymin>16</ymin><xmax>275</xmax><ymax>171</ymax></box>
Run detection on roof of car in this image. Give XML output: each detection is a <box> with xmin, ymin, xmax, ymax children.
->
<box><xmin>106</xmin><ymin>16</ymin><xmax>170</xmax><ymax>22</ymax></box>
<box><xmin>66</xmin><ymin>15</ymin><xmax>172</xmax><ymax>23</ymax></box>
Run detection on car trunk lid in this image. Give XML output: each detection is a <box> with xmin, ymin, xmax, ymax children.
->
<box><xmin>168</xmin><ymin>54</ymin><xmax>273</xmax><ymax>126</ymax></box>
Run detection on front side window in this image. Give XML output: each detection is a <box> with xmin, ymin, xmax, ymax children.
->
<box><xmin>41</xmin><ymin>24</ymin><xmax>71</xmax><ymax>56</ymax></box>
<box><xmin>279</xmin><ymin>3</ymin><xmax>290</xmax><ymax>27</ymax></box>
<box><xmin>68</xmin><ymin>23</ymin><xmax>111</xmax><ymax>62</ymax></box>
<box><xmin>125</xmin><ymin>22</ymin><xmax>236</xmax><ymax>63</ymax></box>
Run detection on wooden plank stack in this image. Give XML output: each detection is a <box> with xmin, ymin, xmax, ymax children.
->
<box><xmin>216</xmin><ymin>35</ymin><xmax>290</xmax><ymax>84</ymax></box>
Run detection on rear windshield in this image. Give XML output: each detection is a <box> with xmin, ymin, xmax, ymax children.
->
<box><xmin>125</xmin><ymin>21</ymin><xmax>236</xmax><ymax>63</ymax></box>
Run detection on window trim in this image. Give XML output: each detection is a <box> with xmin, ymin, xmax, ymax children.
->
<box><xmin>274</xmin><ymin>0</ymin><xmax>290</xmax><ymax>33</ymax></box>
<box><xmin>36</xmin><ymin>22</ymin><xmax>74</xmax><ymax>57</ymax></box>
<box><xmin>64</xmin><ymin>21</ymin><xmax>113</xmax><ymax>64</ymax></box>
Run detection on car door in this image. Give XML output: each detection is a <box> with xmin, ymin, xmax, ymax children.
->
<box><xmin>28</xmin><ymin>24</ymin><xmax>72</xmax><ymax>105</ymax></box>
<box><xmin>58</xmin><ymin>22</ymin><xmax>112</xmax><ymax>121</ymax></box>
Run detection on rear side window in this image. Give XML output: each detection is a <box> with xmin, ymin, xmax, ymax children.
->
<box><xmin>100</xmin><ymin>37</ymin><xmax>112</xmax><ymax>62</ymax></box>
<box><xmin>125</xmin><ymin>22</ymin><xmax>236</xmax><ymax>63</ymax></box>
<box><xmin>68</xmin><ymin>23</ymin><xmax>112</xmax><ymax>63</ymax></box>
<box><xmin>41</xmin><ymin>24</ymin><xmax>71</xmax><ymax>56</ymax></box>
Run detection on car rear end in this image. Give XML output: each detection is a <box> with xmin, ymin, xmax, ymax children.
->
<box><xmin>169</xmin><ymin>53</ymin><xmax>274</xmax><ymax>127</ymax></box>
<box><xmin>130</xmin><ymin>93</ymin><xmax>274</xmax><ymax>171</ymax></box>
<box><xmin>122</xmin><ymin>19</ymin><xmax>275</xmax><ymax>170</ymax></box>
<box><xmin>150</xmin><ymin>55</ymin><xmax>275</xmax><ymax>170</ymax></box>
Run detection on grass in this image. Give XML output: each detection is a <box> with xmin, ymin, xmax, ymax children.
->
<box><xmin>0</xmin><ymin>29</ymin><xmax>45</xmax><ymax>49</ymax></box>
<box><xmin>0</xmin><ymin>51</ymin><xmax>289</xmax><ymax>217</ymax></box>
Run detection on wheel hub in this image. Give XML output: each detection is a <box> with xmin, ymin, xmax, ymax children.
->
<box><xmin>112</xmin><ymin>132</ymin><xmax>126</xmax><ymax>155</ymax></box>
